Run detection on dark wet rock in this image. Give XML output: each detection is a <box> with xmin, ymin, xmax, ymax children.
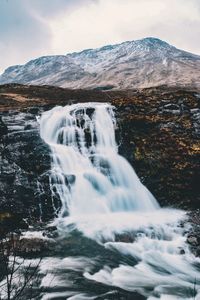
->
<box><xmin>159</xmin><ymin>122</ymin><xmax>183</xmax><ymax>134</ymax></box>
<box><xmin>96</xmin><ymin>290</ymin><xmax>146</xmax><ymax>300</ymax></box>
<box><xmin>0</xmin><ymin>212</ymin><xmax>28</xmax><ymax>237</ymax></box>
<box><xmin>162</xmin><ymin>103</ymin><xmax>181</xmax><ymax>115</ymax></box>
<box><xmin>179</xmin><ymin>248</ymin><xmax>185</xmax><ymax>255</ymax></box>
<box><xmin>191</xmin><ymin>109</ymin><xmax>200</xmax><ymax>137</ymax></box>
<box><xmin>0</xmin><ymin>108</ymin><xmax>54</xmax><ymax>231</ymax></box>
<box><xmin>115</xmin><ymin>233</ymin><xmax>136</xmax><ymax>243</ymax></box>
<box><xmin>1</xmin><ymin>233</ymin><xmax>56</xmax><ymax>256</ymax></box>
<box><xmin>65</xmin><ymin>174</ymin><xmax>76</xmax><ymax>185</ymax></box>
<box><xmin>86</xmin><ymin>107</ymin><xmax>95</xmax><ymax>118</ymax></box>
<box><xmin>187</xmin><ymin>236</ymin><xmax>198</xmax><ymax>246</ymax></box>
<box><xmin>0</xmin><ymin>116</ymin><xmax>8</xmax><ymax>137</ymax></box>
<box><xmin>43</xmin><ymin>226</ymin><xmax>59</xmax><ymax>239</ymax></box>
<box><xmin>27</xmin><ymin>106</ymin><xmax>40</xmax><ymax>114</ymax></box>
<box><xmin>186</xmin><ymin>210</ymin><xmax>200</xmax><ymax>256</ymax></box>
<box><xmin>190</xmin><ymin>108</ymin><xmax>199</xmax><ymax>114</ymax></box>
<box><xmin>18</xmin><ymin>237</ymin><xmax>55</xmax><ymax>255</ymax></box>
<box><xmin>24</xmin><ymin>124</ymin><xmax>33</xmax><ymax>130</ymax></box>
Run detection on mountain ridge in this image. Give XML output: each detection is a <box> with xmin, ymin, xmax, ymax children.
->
<box><xmin>1</xmin><ymin>37</ymin><xmax>200</xmax><ymax>89</ymax></box>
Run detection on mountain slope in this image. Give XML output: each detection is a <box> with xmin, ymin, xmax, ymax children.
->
<box><xmin>1</xmin><ymin>37</ymin><xmax>200</xmax><ymax>89</ymax></box>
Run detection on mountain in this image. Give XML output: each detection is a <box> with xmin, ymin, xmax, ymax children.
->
<box><xmin>1</xmin><ymin>37</ymin><xmax>200</xmax><ymax>89</ymax></box>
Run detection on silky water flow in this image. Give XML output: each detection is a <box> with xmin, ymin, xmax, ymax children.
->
<box><xmin>39</xmin><ymin>102</ymin><xmax>200</xmax><ymax>300</ymax></box>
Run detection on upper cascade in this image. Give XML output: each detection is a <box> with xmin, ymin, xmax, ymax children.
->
<box><xmin>40</xmin><ymin>102</ymin><xmax>159</xmax><ymax>218</ymax></box>
<box><xmin>1</xmin><ymin>37</ymin><xmax>200</xmax><ymax>89</ymax></box>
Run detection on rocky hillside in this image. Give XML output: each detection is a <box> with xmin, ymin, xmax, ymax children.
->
<box><xmin>0</xmin><ymin>84</ymin><xmax>199</xmax><ymax>232</ymax></box>
<box><xmin>1</xmin><ymin>38</ymin><xmax>200</xmax><ymax>89</ymax></box>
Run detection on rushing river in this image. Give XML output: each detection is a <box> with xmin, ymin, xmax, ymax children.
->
<box><xmin>38</xmin><ymin>103</ymin><xmax>200</xmax><ymax>300</ymax></box>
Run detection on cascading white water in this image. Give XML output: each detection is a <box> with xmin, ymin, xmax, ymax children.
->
<box><xmin>40</xmin><ymin>103</ymin><xmax>200</xmax><ymax>300</ymax></box>
<box><xmin>40</xmin><ymin>102</ymin><xmax>159</xmax><ymax>218</ymax></box>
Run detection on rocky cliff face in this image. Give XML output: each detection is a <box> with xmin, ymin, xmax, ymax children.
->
<box><xmin>0</xmin><ymin>108</ymin><xmax>55</xmax><ymax>226</ymax></box>
<box><xmin>1</xmin><ymin>38</ymin><xmax>200</xmax><ymax>89</ymax></box>
<box><xmin>0</xmin><ymin>84</ymin><xmax>199</xmax><ymax>234</ymax></box>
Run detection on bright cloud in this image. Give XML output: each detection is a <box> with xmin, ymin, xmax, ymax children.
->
<box><xmin>0</xmin><ymin>0</ymin><xmax>200</xmax><ymax>73</ymax></box>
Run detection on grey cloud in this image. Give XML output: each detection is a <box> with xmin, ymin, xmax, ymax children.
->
<box><xmin>26</xmin><ymin>0</ymin><xmax>99</xmax><ymax>17</ymax></box>
<box><xmin>0</xmin><ymin>0</ymin><xmax>99</xmax><ymax>72</ymax></box>
<box><xmin>0</xmin><ymin>0</ymin><xmax>52</xmax><ymax>71</ymax></box>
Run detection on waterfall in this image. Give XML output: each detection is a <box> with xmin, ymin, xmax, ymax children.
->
<box><xmin>40</xmin><ymin>103</ymin><xmax>200</xmax><ymax>300</ymax></box>
<box><xmin>40</xmin><ymin>102</ymin><xmax>159</xmax><ymax>219</ymax></box>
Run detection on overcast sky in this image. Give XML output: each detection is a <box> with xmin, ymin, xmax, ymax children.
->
<box><xmin>0</xmin><ymin>0</ymin><xmax>200</xmax><ymax>73</ymax></box>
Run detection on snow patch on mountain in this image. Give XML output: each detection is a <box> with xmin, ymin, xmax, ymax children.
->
<box><xmin>1</xmin><ymin>37</ymin><xmax>200</xmax><ymax>89</ymax></box>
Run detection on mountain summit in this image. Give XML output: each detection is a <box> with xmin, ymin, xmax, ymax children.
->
<box><xmin>1</xmin><ymin>37</ymin><xmax>200</xmax><ymax>89</ymax></box>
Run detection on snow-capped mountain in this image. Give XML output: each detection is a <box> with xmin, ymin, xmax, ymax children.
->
<box><xmin>1</xmin><ymin>37</ymin><xmax>200</xmax><ymax>89</ymax></box>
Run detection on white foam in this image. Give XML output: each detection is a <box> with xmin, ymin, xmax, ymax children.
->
<box><xmin>39</xmin><ymin>103</ymin><xmax>200</xmax><ymax>299</ymax></box>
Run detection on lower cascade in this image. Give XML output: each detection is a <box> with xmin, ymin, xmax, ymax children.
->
<box><xmin>40</xmin><ymin>103</ymin><xmax>200</xmax><ymax>300</ymax></box>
